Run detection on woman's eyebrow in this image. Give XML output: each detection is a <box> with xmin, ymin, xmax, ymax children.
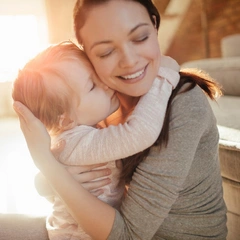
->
<box><xmin>90</xmin><ymin>23</ymin><xmax>150</xmax><ymax>50</ymax></box>
<box><xmin>90</xmin><ymin>40</ymin><xmax>111</xmax><ymax>50</ymax></box>
<box><xmin>128</xmin><ymin>23</ymin><xmax>149</xmax><ymax>35</ymax></box>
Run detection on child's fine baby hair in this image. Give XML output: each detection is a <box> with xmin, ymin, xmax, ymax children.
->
<box><xmin>12</xmin><ymin>41</ymin><xmax>87</xmax><ymax>135</ymax></box>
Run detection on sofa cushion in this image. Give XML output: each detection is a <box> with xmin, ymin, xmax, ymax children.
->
<box><xmin>209</xmin><ymin>96</ymin><xmax>240</xmax><ymax>130</ymax></box>
<box><xmin>181</xmin><ymin>57</ymin><xmax>240</xmax><ymax>96</ymax></box>
<box><xmin>209</xmin><ymin>96</ymin><xmax>240</xmax><ymax>183</ymax></box>
<box><xmin>220</xmin><ymin>145</ymin><xmax>240</xmax><ymax>183</ymax></box>
<box><xmin>0</xmin><ymin>214</ymin><xmax>49</xmax><ymax>240</ymax></box>
<box><xmin>221</xmin><ymin>34</ymin><xmax>240</xmax><ymax>58</ymax></box>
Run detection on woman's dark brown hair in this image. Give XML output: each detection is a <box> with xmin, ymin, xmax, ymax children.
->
<box><xmin>73</xmin><ymin>0</ymin><xmax>222</xmax><ymax>184</ymax></box>
<box><xmin>73</xmin><ymin>0</ymin><xmax>160</xmax><ymax>45</ymax></box>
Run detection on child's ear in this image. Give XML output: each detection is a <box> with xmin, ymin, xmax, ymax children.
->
<box><xmin>58</xmin><ymin>113</ymin><xmax>75</xmax><ymax>131</ymax></box>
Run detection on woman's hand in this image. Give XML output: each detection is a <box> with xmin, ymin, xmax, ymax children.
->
<box><xmin>13</xmin><ymin>101</ymin><xmax>51</xmax><ymax>168</ymax></box>
<box><xmin>64</xmin><ymin>163</ymin><xmax>112</xmax><ymax>197</ymax></box>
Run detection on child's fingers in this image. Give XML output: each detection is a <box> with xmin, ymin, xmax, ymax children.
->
<box><xmin>160</xmin><ymin>55</ymin><xmax>180</xmax><ymax>72</ymax></box>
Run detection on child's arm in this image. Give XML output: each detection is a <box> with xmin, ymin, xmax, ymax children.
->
<box><xmin>62</xmin><ymin>56</ymin><xmax>180</xmax><ymax>165</ymax></box>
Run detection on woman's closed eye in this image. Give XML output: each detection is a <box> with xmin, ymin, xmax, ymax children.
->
<box><xmin>98</xmin><ymin>49</ymin><xmax>114</xmax><ymax>58</ymax></box>
<box><xmin>96</xmin><ymin>33</ymin><xmax>150</xmax><ymax>58</ymax></box>
<box><xmin>134</xmin><ymin>35</ymin><xmax>149</xmax><ymax>43</ymax></box>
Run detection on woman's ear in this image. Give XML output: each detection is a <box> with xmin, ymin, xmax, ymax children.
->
<box><xmin>58</xmin><ymin>113</ymin><xmax>75</xmax><ymax>131</ymax></box>
<box><xmin>152</xmin><ymin>15</ymin><xmax>157</xmax><ymax>29</ymax></box>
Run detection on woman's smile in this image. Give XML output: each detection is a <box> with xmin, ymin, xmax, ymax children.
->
<box><xmin>117</xmin><ymin>65</ymin><xmax>147</xmax><ymax>84</ymax></box>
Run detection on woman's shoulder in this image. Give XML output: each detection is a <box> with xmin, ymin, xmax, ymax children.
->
<box><xmin>173</xmin><ymin>84</ymin><xmax>210</xmax><ymax>110</ymax></box>
<box><xmin>170</xmin><ymin>84</ymin><xmax>216</xmax><ymax>126</ymax></box>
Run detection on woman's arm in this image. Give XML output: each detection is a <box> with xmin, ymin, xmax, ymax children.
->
<box><xmin>13</xmin><ymin>101</ymin><xmax>115</xmax><ymax>240</ymax></box>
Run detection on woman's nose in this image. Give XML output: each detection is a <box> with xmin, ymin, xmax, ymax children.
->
<box><xmin>119</xmin><ymin>45</ymin><xmax>138</xmax><ymax>68</ymax></box>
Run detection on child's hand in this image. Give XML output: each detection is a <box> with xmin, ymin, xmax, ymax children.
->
<box><xmin>13</xmin><ymin>101</ymin><xmax>51</xmax><ymax>168</ymax></box>
<box><xmin>160</xmin><ymin>55</ymin><xmax>180</xmax><ymax>72</ymax></box>
<box><xmin>158</xmin><ymin>56</ymin><xmax>180</xmax><ymax>90</ymax></box>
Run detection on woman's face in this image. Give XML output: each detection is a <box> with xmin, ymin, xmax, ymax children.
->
<box><xmin>79</xmin><ymin>0</ymin><xmax>161</xmax><ymax>96</ymax></box>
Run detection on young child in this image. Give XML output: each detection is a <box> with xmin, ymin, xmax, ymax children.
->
<box><xmin>12</xmin><ymin>41</ymin><xmax>179</xmax><ymax>240</ymax></box>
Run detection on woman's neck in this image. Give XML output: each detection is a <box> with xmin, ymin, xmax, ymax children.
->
<box><xmin>100</xmin><ymin>93</ymin><xmax>140</xmax><ymax>127</ymax></box>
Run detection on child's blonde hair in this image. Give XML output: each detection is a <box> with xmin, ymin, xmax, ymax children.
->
<box><xmin>12</xmin><ymin>41</ymin><xmax>89</xmax><ymax>135</ymax></box>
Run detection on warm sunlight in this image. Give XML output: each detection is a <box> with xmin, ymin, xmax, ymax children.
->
<box><xmin>0</xmin><ymin>14</ymin><xmax>51</xmax><ymax>216</ymax></box>
<box><xmin>0</xmin><ymin>119</ymin><xmax>52</xmax><ymax>216</ymax></box>
<box><xmin>0</xmin><ymin>15</ymin><xmax>47</xmax><ymax>82</ymax></box>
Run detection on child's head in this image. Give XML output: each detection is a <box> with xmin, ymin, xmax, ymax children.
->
<box><xmin>12</xmin><ymin>41</ymin><xmax>119</xmax><ymax>136</ymax></box>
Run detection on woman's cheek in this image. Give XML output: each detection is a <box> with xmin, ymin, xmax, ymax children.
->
<box><xmin>95</xmin><ymin>66</ymin><xmax>112</xmax><ymax>86</ymax></box>
<box><xmin>152</xmin><ymin>46</ymin><xmax>161</xmax><ymax>70</ymax></box>
<box><xmin>148</xmin><ymin>36</ymin><xmax>161</xmax><ymax>67</ymax></box>
<box><xmin>87</xmin><ymin>55</ymin><xmax>106</xmax><ymax>78</ymax></box>
<box><xmin>91</xmin><ymin>59</ymin><xmax>116</xmax><ymax>88</ymax></box>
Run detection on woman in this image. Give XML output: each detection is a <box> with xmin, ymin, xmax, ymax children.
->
<box><xmin>14</xmin><ymin>0</ymin><xmax>227</xmax><ymax>239</ymax></box>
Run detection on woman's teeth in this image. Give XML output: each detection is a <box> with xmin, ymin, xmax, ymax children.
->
<box><xmin>121</xmin><ymin>69</ymin><xmax>144</xmax><ymax>80</ymax></box>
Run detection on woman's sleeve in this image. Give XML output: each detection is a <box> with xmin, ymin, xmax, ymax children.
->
<box><xmin>107</xmin><ymin>86</ymin><xmax>212</xmax><ymax>239</ymax></box>
<box><xmin>61</xmin><ymin>67</ymin><xmax>180</xmax><ymax>165</ymax></box>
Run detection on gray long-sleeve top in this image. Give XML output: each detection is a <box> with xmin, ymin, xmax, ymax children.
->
<box><xmin>108</xmin><ymin>84</ymin><xmax>227</xmax><ymax>240</ymax></box>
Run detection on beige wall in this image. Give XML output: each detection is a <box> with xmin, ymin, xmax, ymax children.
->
<box><xmin>166</xmin><ymin>0</ymin><xmax>240</xmax><ymax>64</ymax></box>
<box><xmin>0</xmin><ymin>82</ymin><xmax>16</xmax><ymax>117</ymax></box>
<box><xmin>0</xmin><ymin>0</ymin><xmax>45</xmax><ymax>15</ymax></box>
<box><xmin>45</xmin><ymin>0</ymin><xmax>76</xmax><ymax>44</ymax></box>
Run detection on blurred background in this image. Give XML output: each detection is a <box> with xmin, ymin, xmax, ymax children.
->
<box><xmin>0</xmin><ymin>0</ymin><xmax>239</xmax><ymax>216</ymax></box>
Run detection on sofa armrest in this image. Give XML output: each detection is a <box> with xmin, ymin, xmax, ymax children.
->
<box><xmin>181</xmin><ymin>57</ymin><xmax>240</xmax><ymax>96</ymax></box>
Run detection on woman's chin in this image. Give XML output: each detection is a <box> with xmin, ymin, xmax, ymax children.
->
<box><xmin>129</xmin><ymin>85</ymin><xmax>152</xmax><ymax>97</ymax></box>
<box><xmin>121</xmin><ymin>78</ymin><xmax>153</xmax><ymax>97</ymax></box>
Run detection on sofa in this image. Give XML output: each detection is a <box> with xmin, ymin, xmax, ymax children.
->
<box><xmin>181</xmin><ymin>34</ymin><xmax>240</xmax><ymax>240</ymax></box>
